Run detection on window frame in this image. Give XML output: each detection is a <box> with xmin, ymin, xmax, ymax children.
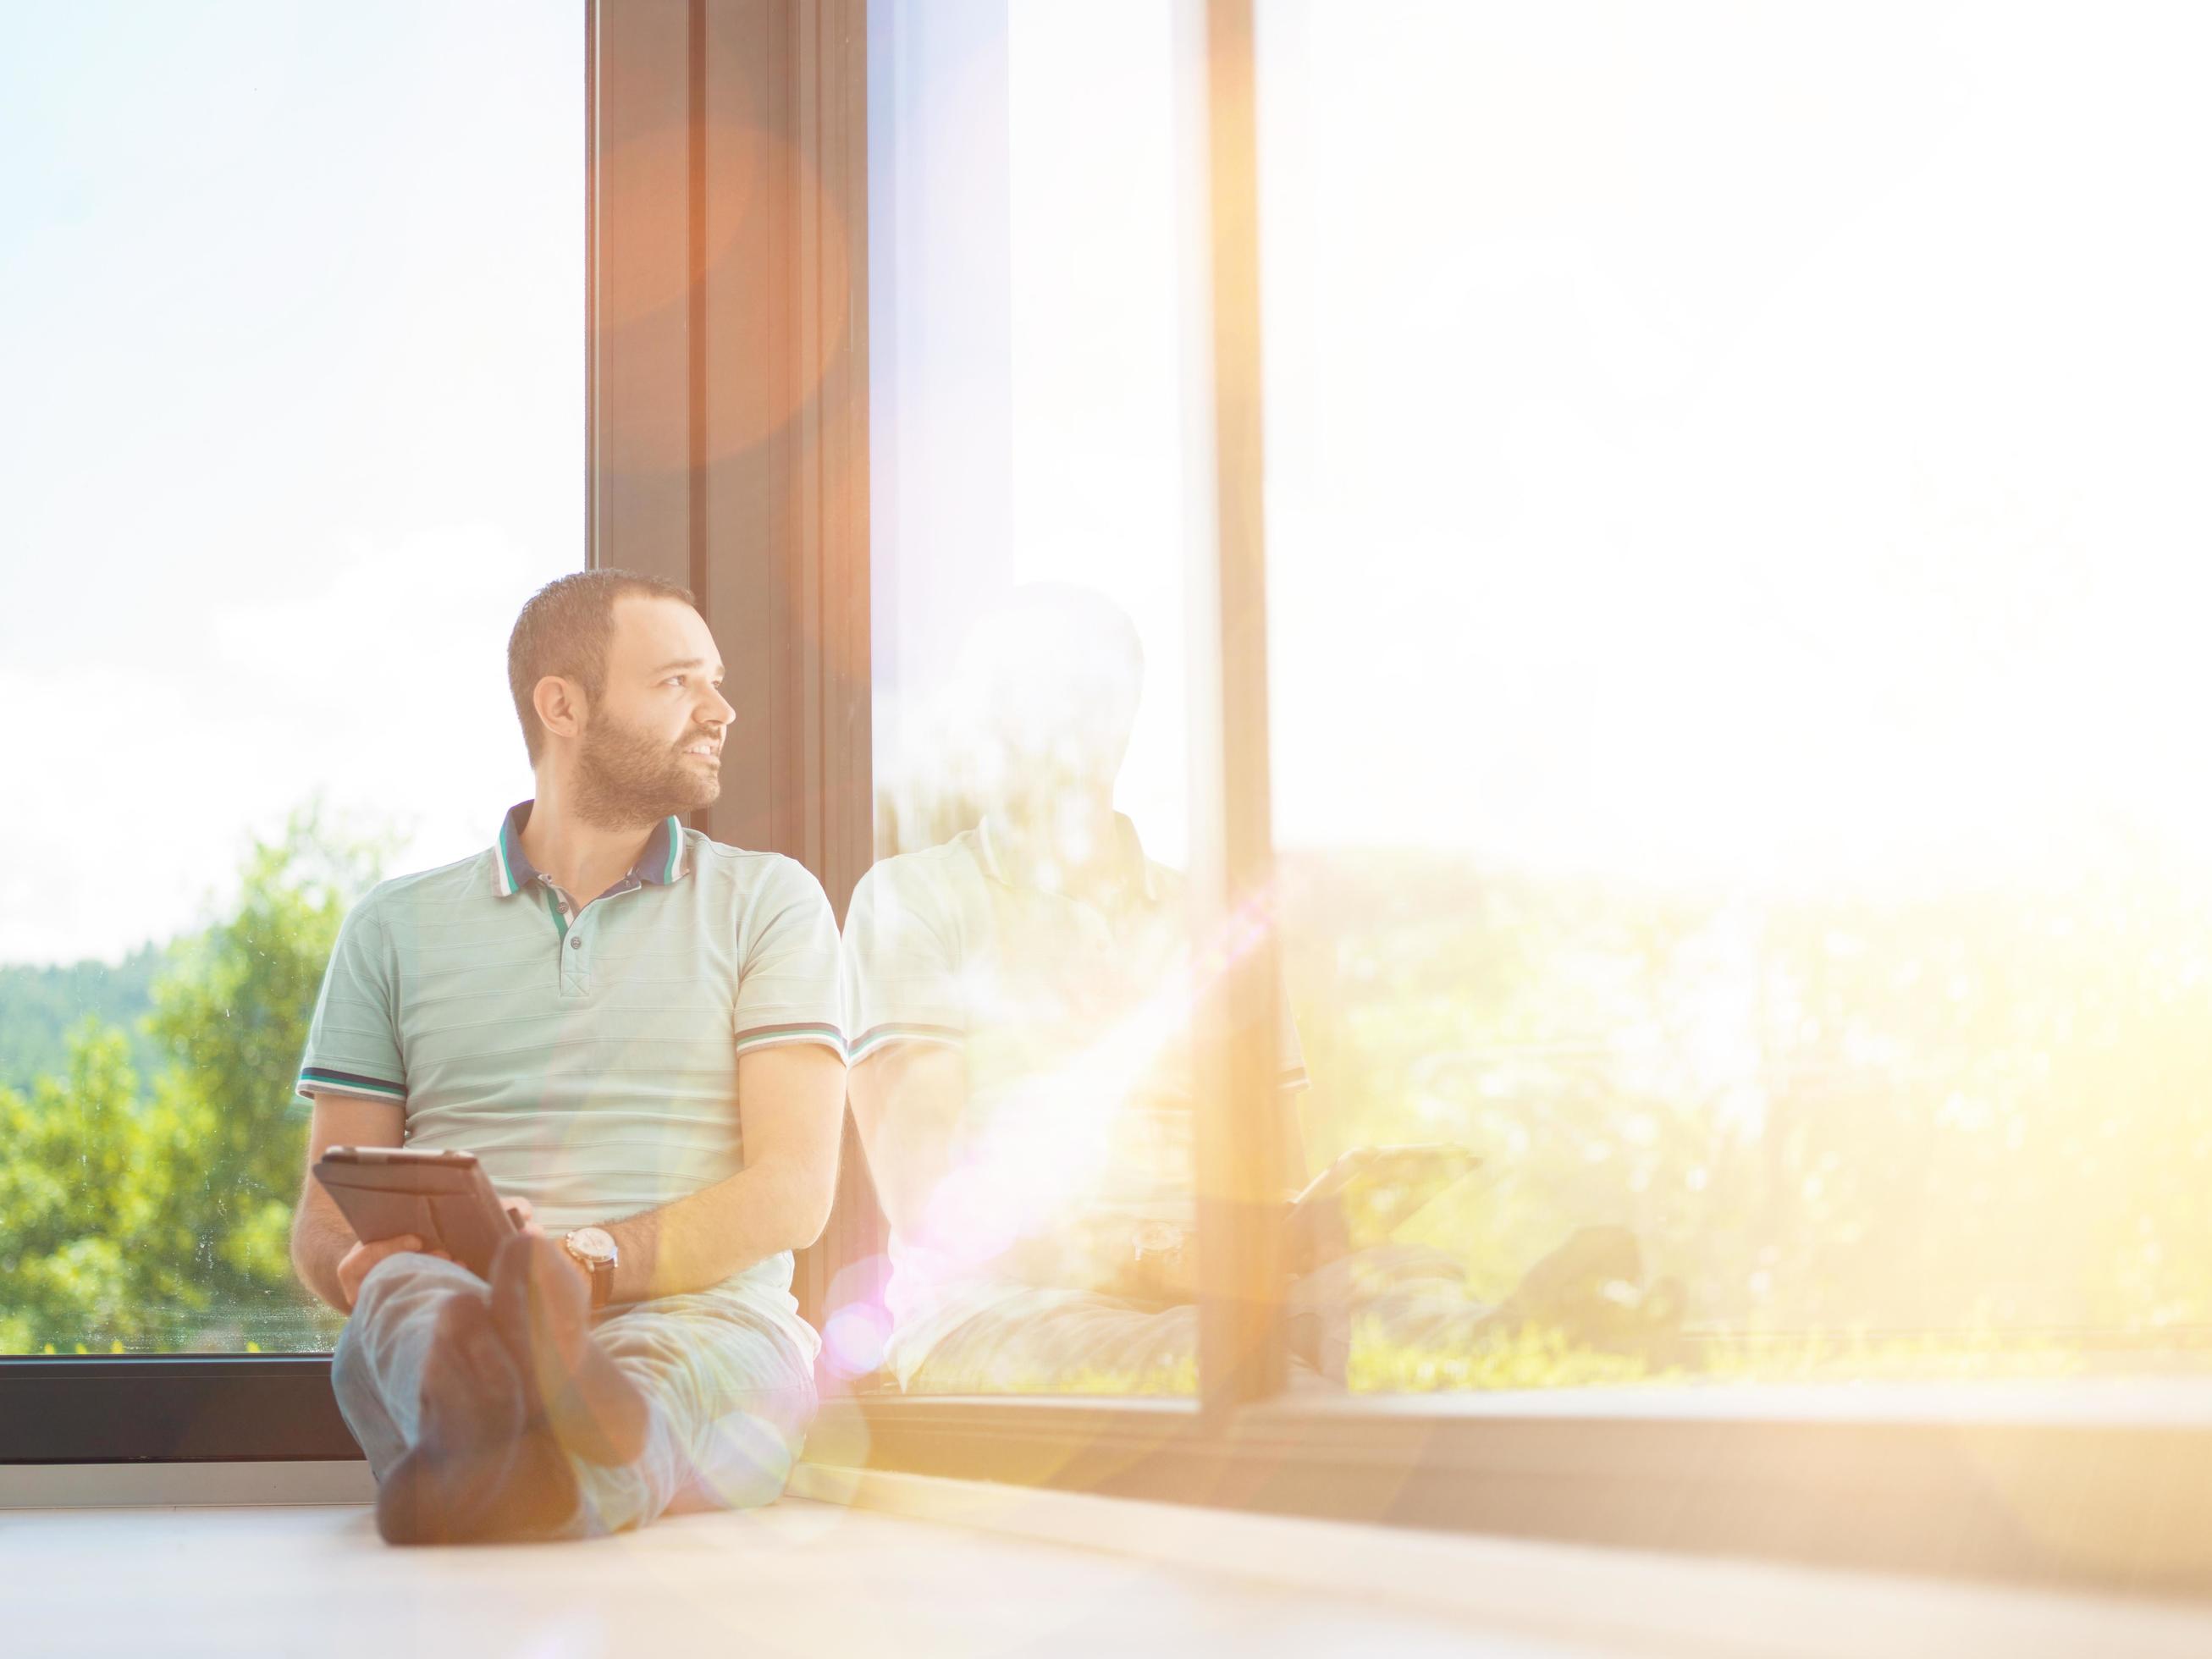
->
<box><xmin>10</xmin><ymin>0</ymin><xmax>2212</xmax><ymax>1602</ymax></box>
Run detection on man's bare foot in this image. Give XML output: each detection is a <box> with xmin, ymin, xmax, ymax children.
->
<box><xmin>376</xmin><ymin>1294</ymin><xmax>579</xmax><ymax>1545</ymax></box>
<box><xmin>488</xmin><ymin>1234</ymin><xmax>651</xmax><ymax>1468</ymax></box>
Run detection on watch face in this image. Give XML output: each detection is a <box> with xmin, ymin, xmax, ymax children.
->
<box><xmin>566</xmin><ymin>1226</ymin><xmax>617</xmax><ymax>1266</ymax></box>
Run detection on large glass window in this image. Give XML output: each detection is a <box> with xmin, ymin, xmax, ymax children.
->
<box><xmin>1257</xmin><ymin>0</ymin><xmax>2212</xmax><ymax>1391</ymax></box>
<box><xmin>847</xmin><ymin>0</ymin><xmax>1217</xmax><ymax>1396</ymax></box>
<box><xmin>0</xmin><ymin>2</ymin><xmax>582</xmax><ymax>1354</ymax></box>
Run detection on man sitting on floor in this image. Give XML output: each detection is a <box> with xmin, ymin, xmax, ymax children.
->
<box><xmin>289</xmin><ymin>570</ymin><xmax>847</xmax><ymax>1543</ymax></box>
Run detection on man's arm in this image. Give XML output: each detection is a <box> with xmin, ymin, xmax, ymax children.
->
<box><xmin>290</xmin><ymin>1092</ymin><xmax>409</xmax><ymax>1313</ymax></box>
<box><xmin>596</xmin><ymin>1042</ymin><xmax>847</xmax><ymax>1302</ymax></box>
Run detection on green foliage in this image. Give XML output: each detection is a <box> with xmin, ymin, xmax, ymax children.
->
<box><xmin>1350</xmin><ymin>1321</ymin><xmax>1664</xmax><ymax>1393</ymax></box>
<box><xmin>1283</xmin><ymin>846</ymin><xmax>2212</xmax><ymax>1367</ymax></box>
<box><xmin>0</xmin><ymin>807</ymin><xmax>384</xmax><ymax>1353</ymax></box>
<box><xmin>1346</xmin><ymin>1320</ymin><xmax>2086</xmax><ymax>1394</ymax></box>
<box><xmin>0</xmin><ymin>945</ymin><xmax>168</xmax><ymax>1091</ymax></box>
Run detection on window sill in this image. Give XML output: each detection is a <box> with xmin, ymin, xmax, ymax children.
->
<box><xmin>808</xmin><ymin>1380</ymin><xmax>2212</xmax><ymax>1596</ymax></box>
<box><xmin>789</xmin><ymin>1463</ymin><xmax>2212</xmax><ymax>1656</ymax></box>
<box><xmin>11</xmin><ymin>1354</ymin><xmax>2212</xmax><ymax>1596</ymax></box>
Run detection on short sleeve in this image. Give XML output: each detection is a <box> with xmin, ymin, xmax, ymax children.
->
<box><xmin>840</xmin><ymin>858</ymin><xmax>967</xmax><ymax>1064</ymax></box>
<box><xmin>731</xmin><ymin>857</ymin><xmax>847</xmax><ymax>1059</ymax></box>
<box><xmin>295</xmin><ymin>896</ymin><xmax>407</xmax><ymax>1107</ymax></box>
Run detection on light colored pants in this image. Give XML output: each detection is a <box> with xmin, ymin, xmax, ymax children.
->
<box><xmin>332</xmin><ymin>1252</ymin><xmax>816</xmax><ymax>1535</ymax></box>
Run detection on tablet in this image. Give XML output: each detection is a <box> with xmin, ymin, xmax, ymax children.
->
<box><xmin>312</xmin><ymin>1145</ymin><xmax>521</xmax><ymax>1280</ymax></box>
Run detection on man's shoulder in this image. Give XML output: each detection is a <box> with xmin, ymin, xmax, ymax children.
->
<box><xmin>684</xmin><ymin>833</ymin><xmax>832</xmax><ymax>909</ymax></box>
<box><xmin>352</xmin><ymin>850</ymin><xmax>499</xmax><ymax>921</ymax></box>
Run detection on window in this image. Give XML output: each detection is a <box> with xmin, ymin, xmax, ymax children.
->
<box><xmin>16</xmin><ymin>0</ymin><xmax>2212</xmax><ymax>1596</ymax></box>
<box><xmin>852</xmin><ymin>1</ymin><xmax>1212</xmax><ymax>1397</ymax></box>
<box><xmin>1</xmin><ymin>2</ymin><xmax>582</xmax><ymax>1355</ymax></box>
<box><xmin>1257</xmin><ymin>0</ymin><xmax>2212</xmax><ymax>1392</ymax></box>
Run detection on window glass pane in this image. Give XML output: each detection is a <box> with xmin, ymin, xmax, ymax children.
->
<box><xmin>1260</xmin><ymin>0</ymin><xmax>2212</xmax><ymax>1392</ymax></box>
<box><xmin>847</xmin><ymin>0</ymin><xmax>1210</xmax><ymax>1396</ymax></box>
<box><xmin>1</xmin><ymin>3</ymin><xmax>581</xmax><ymax>1353</ymax></box>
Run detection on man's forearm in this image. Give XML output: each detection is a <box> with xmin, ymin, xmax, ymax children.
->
<box><xmin>601</xmin><ymin>1156</ymin><xmax>827</xmax><ymax>1303</ymax></box>
<box><xmin>290</xmin><ymin>1196</ymin><xmax>357</xmax><ymax>1313</ymax></box>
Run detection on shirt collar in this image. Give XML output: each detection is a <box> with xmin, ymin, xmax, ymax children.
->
<box><xmin>493</xmin><ymin>800</ymin><xmax>687</xmax><ymax>898</ymax></box>
<box><xmin>974</xmin><ymin>811</ymin><xmax>1161</xmax><ymax>905</ymax></box>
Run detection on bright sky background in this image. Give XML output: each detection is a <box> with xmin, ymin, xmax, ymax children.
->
<box><xmin>1258</xmin><ymin>0</ymin><xmax>2212</xmax><ymax>895</ymax></box>
<box><xmin>15</xmin><ymin>1</ymin><xmax>2212</xmax><ymax>962</ymax></box>
<box><xmin>1</xmin><ymin>2</ymin><xmax>581</xmax><ymax>964</ymax></box>
<box><xmin>878</xmin><ymin>0</ymin><xmax>2212</xmax><ymax>904</ymax></box>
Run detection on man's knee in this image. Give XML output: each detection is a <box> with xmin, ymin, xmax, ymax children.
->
<box><xmin>339</xmin><ymin>1252</ymin><xmax>480</xmax><ymax>1379</ymax></box>
<box><xmin>329</xmin><ymin>1314</ymin><xmax>373</xmax><ymax>1402</ymax></box>
<box><xmin>689</xmin><ymin>1394</ymin><xmax>810</xmax><ymax>1513</ymax></box>
<box><xmin>352</xmin><ymin>1249</ymin><xmax>473</xmax><ymax>1318</ymax></box>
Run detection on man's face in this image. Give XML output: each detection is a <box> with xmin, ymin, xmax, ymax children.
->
<box><xmin>571</xmin><ymin>595</ymin><xmax>734</xmax><ymax>827</ymax></box>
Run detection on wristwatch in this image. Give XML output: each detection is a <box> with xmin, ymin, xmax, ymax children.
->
<box><xmin>562</xmin><ymin>1226</ymin><xmax>618</xmax><ymax>1309</ymax></box>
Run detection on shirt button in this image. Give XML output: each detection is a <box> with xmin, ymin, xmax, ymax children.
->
<box><xmin>569</xmin><ymin>935</ymin><xmax>583</xmax><ymax>949</ymax></box>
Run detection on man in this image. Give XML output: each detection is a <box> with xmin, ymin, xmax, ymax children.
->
<box><xmin>843</xmin><ymin>585</ymin><xmax>1674</xmax><ymax>1393</ymax></box>
<box><xmin>290</xmin><ymin>570</ymin><xmax>847</xmax><ymax>1543</ymax></box>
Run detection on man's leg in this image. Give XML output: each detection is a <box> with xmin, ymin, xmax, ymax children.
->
<box><xmin>332</xmin><ymin>1250</ymin><xmax>580</xmax><ymax>1544</ymax></box>
<box><xmin>488</xmin><ymin>1236</ymin><xmax>815</xmax><ymax>1536</ymax></box>
<box><xmin>565</xmin><ymin>1287</ymin><xmax>819</xmax><ymax>1533</ymax></box>
<box><xmin>330</xmin><ymin>1251</ymin><xmax>485</xmax><ymax>1478</ymax></box>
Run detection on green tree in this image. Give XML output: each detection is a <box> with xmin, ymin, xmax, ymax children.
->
<box><xmin>0</xmin><ymin>808</ymin><xmax>385</xmax><ymax>1353</ymax></box>
<box><xmin>0</xmin><ymin>945</ymin><xmax>168</xmax><ymax>1090</ymax></box>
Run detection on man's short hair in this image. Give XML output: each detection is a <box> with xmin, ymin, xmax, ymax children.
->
<box><xmin>507</xmin><ymin>569</ymin><xmax>699</xmax><ymax>764</ymax></box>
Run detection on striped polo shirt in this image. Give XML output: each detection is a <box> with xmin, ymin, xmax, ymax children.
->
<box><xmin>296</xmin><ymin>802</ymin><xmax>844</xmax><ymax>1352</ymax></box>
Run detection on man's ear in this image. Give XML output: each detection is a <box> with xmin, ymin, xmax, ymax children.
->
<box><xmin>533</xmin><ymin>675</ymin><xmax>585</xmax><ymax>743</ymax></box>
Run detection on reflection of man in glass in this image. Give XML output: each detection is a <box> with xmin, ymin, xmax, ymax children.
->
<box><xmin>289</xmin><ymin>571</ymin><xmax>847</xmax><ymax>1541</ymax></box>
<box><xmin>848</xmin><ymin>585</ymin><xmax>1294</xmax><ymax>1389</ymax></box>
<box><xmin>845</xmin><ymin>585</ymin><xmax>1668</xmax><ymax>1392</ymax></box>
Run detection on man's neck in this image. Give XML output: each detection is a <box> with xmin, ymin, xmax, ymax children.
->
<box><xmin>518</xmin><ymin>785</ymin><xmax>659</xmax><ymax>905</ymax></box>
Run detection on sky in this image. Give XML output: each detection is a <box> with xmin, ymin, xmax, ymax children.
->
<box><xmin>12</xmin><ymin>1</ymin><xmax>2212</xmax><ymax>964</ymax></box>
<box><xmin>1255</xmin><ymin>1</ymin><xmax>2212</xmax><ymax>894</ymax></box>
<box><xmin>2</xmin><ymin>2</ymin><xmax>582</xmax><ymax>963</ymax></box>
<box><xmin>873</xmin><ymin>0</ymin><xmax>2212</xmax><ymax>909</ymax></box>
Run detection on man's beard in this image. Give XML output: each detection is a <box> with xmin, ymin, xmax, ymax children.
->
<box><xmin>572</xmin><ymin>708</ymin><xmax>720</xmax><ymax>829</ymax></box>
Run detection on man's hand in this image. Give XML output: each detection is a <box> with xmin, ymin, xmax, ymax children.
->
<box><xmin>327</xmin><ymin>1195</ymin><xmax>543</xmax><ymax>1311</ymax></box>
<box><xmin>334</xmin><ymin>1234</ymin><xmax>441</xmax><ymax>1311</ymax></box>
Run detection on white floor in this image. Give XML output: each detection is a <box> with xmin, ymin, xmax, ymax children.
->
<box><xmin>1</xmin><ymin>1498</ymin><xmax>1584</xmax><ymax>1659</ymax></box>
<box><xmin>10</xmin><ymin>1486</ymin><xmax>2212</xmax><ymax>1659</ymax></box>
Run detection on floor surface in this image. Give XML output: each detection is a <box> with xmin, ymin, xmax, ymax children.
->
<box><xmin>0</xmin><ymin>1498</ymin><xmax>1600</xmax><ymax>1658</ymax></box>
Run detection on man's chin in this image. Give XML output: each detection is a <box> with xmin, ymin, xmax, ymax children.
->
<box><xmin>628</xmin><ymin>773</ymin><xmax>719</xmax><ymax>824</ymax></box>
<box><xmin>672</xmin><ymin>772</ymin><xmax>721</xmax><ymax>813</ymax></box>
